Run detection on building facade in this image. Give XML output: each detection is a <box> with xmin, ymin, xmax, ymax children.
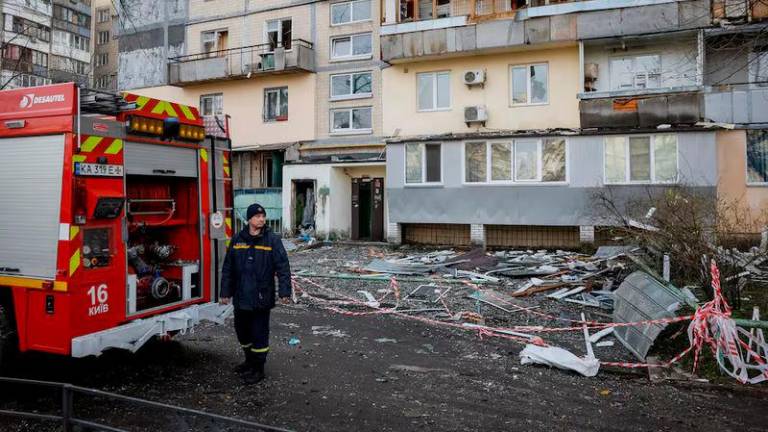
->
<box><xmin>91</xmin><ymin>0</ymin><xmax>117</xmax><ymax>90</ymax></box>
<box><xmin>117</xmin><ymin>0</ymin><xmax>387</xmax><ymax>241</ymax></box>
<box><xmin>50</xmin><ymin>0</ymin><xmax>91</xmax><ymax>87</ymax></box>
<box><xmin>1</xmin><ymin>0</ymin><xmax>54</xmax><ymax>89</ymax></box>
<box><xmin>381</xmin><ymin>0</ymin><xmax>768</xmax><ymax>247</ymax></box>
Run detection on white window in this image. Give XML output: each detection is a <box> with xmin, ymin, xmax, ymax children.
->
<box><xmin>609</xmin><ymin>54</ymin><xmax>661</xmax><ymax>90</ymax></box>
<box><xmin>331</xmin><ymin>33</ymin><xmax>372</xmax><ymax>60</ymax></box>
<box><xmin>264</xmin><ymin>87</ymin><xmax>289</xmax><ymax>122</ymax></box>
<box><xmin>97</xmin><ymin>30</ymin><xmax>109</xmax><ymax>45</ymax></box>
<box><xmin>265</xmin><ymin>19</ymin><xmax>292</xmax><ymax>51</ymax></box>
<box><xmin>510</xmin><ymin>63</ymin><xmax>548</xmax><ymax>105</ymax></box>
<box><xmin>331</xmin><ymin>106</ymin><xmax>372</xmax><ymax>133</ymax></box>
<box><xmin>331</xmin><ymin>0</ymin><xmax>371</xmax><ymax>25</ymax></box>
<box><xmin>417</xmin><ymin>71</ymin><xmax>450</xmax><ymax>111</ymax></box>
<box><xmin>463</xmin><ymin>138</ymin><xmax>567</xmax><ymax>183</ymax></box>
<box><xmin>330</xmin><ymin>71</ymin><xmax>372</xmax><ymax>100</ymax></box>
<box><xmin>604</xmin><ymin>134</ymin><xmax>677</xmax><ymax>184</ymax></box>
<box><xmin>97</xmin><ymin>8</ymin><xmax>110</xmax><ymax>23</ymax></box>
<box><xmin>95</xmin><ymin>53</ymin><xmax>108</xmax><ymax>67</ymax></box>
<box><xmin>406</xmin><ymin>142</ymin><xmax>442</xmax><ymax>184</ymax></box>
<box><xmin>202</xmin><ymin>29</ymin><xmax>227</xmax><ymax>53</ymax></box>
<box><xmin>200</xmin><ymin>93</ymin><xmax>223</xmax><ymax>116</ymax></box>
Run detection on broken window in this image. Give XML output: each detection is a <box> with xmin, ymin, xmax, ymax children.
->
<box><xmin>542</xmin><ymin>138</ymin><xmax>566</xmax><ymax>182</ymax></box>
<box><xmin>515</xmin><ymin>140</ymin><xmax>538</xmax><ymax>181</ymax></box>
<box><xmin>417</xmin><ymin>71</ymin><xmax>450</xmax><ymax>111</ymax></box>
<box><xmin>266</xmin><ymin>19</ymin><xmax>292</xmax><ymax>51</ymax></box>
<box><xmin>604</xmin><ymin>134</ymin><xmax>677</xmax><ymax>184</ymax></box>
<box><xmin>609</xmin><ymin>54</ymin><xmax>661</xmax><ymax>91</ymax></box>
<box><xmin>510</xmin><ymin>63</ymin><xmax>548</xmax><ymax>105</ymax></box>
<box><xmin>491</xmin><ymin>142</ymin><xmax>512</xmax><ymax>181</ymax></box>
<box><xmin>749</xmin><ymin>47</ymin><xmax>768</xmax><ymax>84</ymax></box>
<box><xmin>406</xmin><ymin>142</ymin><xmax>441</xmax><ymax>184</ymax></box>
<box><xmin>202</xmin><ymin>29</ymin><xmax>227</xmax><ymax>54</ymax></box>
<box><xmin>264</xmin><ymin>87</ymin><xmax>288</xmax><ymax>122</ymax></box>
<box><xmin>747</xmin><ymin>130</ymin><xmax>768</xmax><ymax>183</ymax></box>
<box><xmin>463</xmin><ymin>139</ymin><xmax>566</xmax><ymax>183</ymax></box>
<box><xmin>465</xmin><ymin>142</ymin><xmax>487</xmax><ymax>183</ymax></box>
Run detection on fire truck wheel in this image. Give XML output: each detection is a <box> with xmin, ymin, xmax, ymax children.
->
<box><xmin>0</xmin><ymin>303</ymin><xmax>17</xmax><ymax>369</ymax></box>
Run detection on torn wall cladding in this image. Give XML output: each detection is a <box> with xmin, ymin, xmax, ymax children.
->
<box><xmin>380</xmin><ymin>0</ymin><xmax>712</xmax><ymax>62</ymax></box>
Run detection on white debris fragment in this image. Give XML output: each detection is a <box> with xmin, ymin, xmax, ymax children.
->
<box><xmin>519</xmin><ymin>345</ymin><xmax>600</xmax><ymax>377</ymax></box>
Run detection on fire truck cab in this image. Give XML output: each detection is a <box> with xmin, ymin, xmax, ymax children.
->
<box><xmin>0</xmin><ymin>83</ymin><xmax>233</xmax><ymax>363</ymax></box>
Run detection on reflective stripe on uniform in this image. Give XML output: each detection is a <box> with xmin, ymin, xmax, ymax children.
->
<box><xmin>254</xmin><ymin>246</ymin><xmax>272</xmax><ymax>251</ymax></box>
<box><xmin>250</xmin><ymin>347</ymin><xmax>270</xmax><ymax>353</ymax></box>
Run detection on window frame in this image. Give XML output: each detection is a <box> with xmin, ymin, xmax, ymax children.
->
<box><xmin>405</xmin><ymin>142</ymin><xmax>443</xmax><ymax>186</ymax></box>
<box><xmin>330</xmin><ymin>70</ymin><xmax>373</xmax><ymax>101</ymax></box>
<box><xmin>461</xmin><ymin>138</ymin><xmax>570</xmax><ymax>185</ymax></box>
<box><xmin>603</xmin><ymin>134</ymin><xmax>679</xmax><ymax>185</ymax></box>
<box><xmin>416</xmin><ymin>70</ymin><xmax>451</xmax><ymax>112</ymax></box>
<box><xmin>201</xmin><ymin>29</ymin><xmax>228</xmax><ymax>53</ymax></box>
<box><xmin>330</xmin><ymin>106</ymin><xmax>373</xmax><ymax>135</ymax></box>
<box><xmin>509</xmin><ymin>62</ymin><xmax>549</xmax><ymax>107</ymax></box>
<box><xmin>330</xmin><ymin>32</ymin><xmax>373</xmax><ymax>61</ymax></box>
<box><xmin>746</xmin><ymin>129</ymin><xmax>768</xmax><ymax>186</ymax></box>
<box><xmin>264</xmin><ymin>18</ymin><xmax>293</xmax><ymax>52</ymax></box>
<box><xmin>330</xmin><ymin>0</ymin><xmax>373</xmax><ymax>26</ymax></box>
<box><xmin>97</xmin><ymin>8</ymin><xmax>111</xmax><ymax>23</ymax></box>
<box><xmin>263</xmin><ymin>87</ymin><xmax>289</xmax><ymax>122</ymax></box>
<box><xmin>97</xmin><ymin>30</ymin><xmax>110</xmax><ymax>45</ymax></box>
<box><xmin>199</xmin><ymin>93</ymin><xmax>224</xmax><ymax>117</ymax></box>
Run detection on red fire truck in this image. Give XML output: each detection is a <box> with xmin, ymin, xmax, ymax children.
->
<box><xmin>0</xmin><ymin>83</ymin><xmax>234</xmax><ymax>363</ymax></box>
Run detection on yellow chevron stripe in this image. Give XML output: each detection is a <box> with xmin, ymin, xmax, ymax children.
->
<box><xmin>69</xmin><ymin>226</ymin><xmax>79</xmax><ymax>240</ymax></box>
<box><xmin>151</xmin><ymin>101</ymin><xmax>178</xmax><ymax>117</ymax></box>
<box><xmin>104</xmin><ymin>139</ymin><xmax>123</xmax><ymax>155</ymax></box>
<box><xmin>73</xmin><ymin>155</ymin><xmax>87</xmax><ymax>171</ymax></box>
<box><xmin>200</xmin><ymin>149</ymin><xmax>209</xmax><ymax>163</ymax></box>
<box><xmin>179</xmin><ymin>104</ymin><xmax>196</xmax><ymax>120</ymax></box>
<box><xmin>135</xmin><ymin>95</ymin><xmax>150</xmax><ymax>109</ymax></box>
<box><xmin>69</xmin><ymin>250</ymin><xmax>80</xmax><ymax>276</ymax></box>
<box><xmin>223</xmin><ymin>166</ymin><xmax>231</xmax><ymax>176</ymax></box>
<box><xmin>80</xmin><ymin>136</ymin><xmax>102</xmax><ymax>152</ymax></box>
<box><xmin>225</xmin><ymin>218</ymin><xmax>232</xmax><ymax>229</ymax></box>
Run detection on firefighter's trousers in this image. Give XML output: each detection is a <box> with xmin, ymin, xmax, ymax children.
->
<box><xmin>234</xmin><ymin>308</ymin><xmax>271</xmax><ymax>365</ymax></box>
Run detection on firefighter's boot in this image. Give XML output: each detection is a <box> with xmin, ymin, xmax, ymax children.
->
<box><xmin>233</xmin><ymin>348</ymin><xmax>254</xmax><ymax>375</ymax></box>
<box><xmin>244</xmin><ymin>357</ymin><xmax>266</xmax><ymax>385</ymax></box>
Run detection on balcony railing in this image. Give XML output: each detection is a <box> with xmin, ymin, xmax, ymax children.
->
<box><xmin>168</xmin><ymin>39</ymin><xmax>315</xmax><ymax>86</ymax></box>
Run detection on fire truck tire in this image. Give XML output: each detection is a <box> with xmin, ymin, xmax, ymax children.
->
<box><xmin>0</xmin><ymin>303</ymin><xmax>17</xmax><ymax>369</ymax></box>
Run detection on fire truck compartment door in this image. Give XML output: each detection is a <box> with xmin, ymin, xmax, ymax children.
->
<box><xmin>0</xmin><ymin>134</ymin><xmax>65</xmax><ymax>279</ymax></box>
<box><xmin>124</xmin><ymin>142</ymin><xmax>198</xmax><ymax>177</ymax></box>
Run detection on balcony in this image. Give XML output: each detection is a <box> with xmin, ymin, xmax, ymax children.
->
<box><xmin>168</xmin><ymin>40</ymin><xmax>315</xmax><ymax>87</ymax></box>
<box><xmin>703</xmin><ymin>83</ymin><xmax>768</xmax><ymax>126</ymax></box>
<box><xmin>381</xmin><ymin>0</ymin><xmax>710</xmax><ymax>62</ymax></box>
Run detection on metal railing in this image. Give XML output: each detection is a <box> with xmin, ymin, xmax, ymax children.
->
<box><xmin>168</xmin><ymin>39</ymin><xmax>314</xmax><ymax>84</ymax></box>
<box><xmin>0</xmin><ymin>376</ymin><xmax>293</xmax><ymax>432</ymax></box>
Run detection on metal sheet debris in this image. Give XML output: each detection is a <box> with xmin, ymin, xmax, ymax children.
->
<box><xmin>612</xmin><ymin>271</ymin><xmax>683</xmax><ymax>361</ymax></box>
<box><xmin>519</xmin><ymin>345</ymin><xmax>600</xmax><ymax>377</ymax></box>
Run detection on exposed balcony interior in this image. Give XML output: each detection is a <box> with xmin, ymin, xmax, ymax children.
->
<box><xmin>168</xmin><ymin>39</ymin><xmax>315</xmax><ymax>86</ymax></box>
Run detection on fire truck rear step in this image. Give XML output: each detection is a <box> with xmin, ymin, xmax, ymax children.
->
<box><xmin>71</xmin><ymin>303</ymin><xmax>233</xmax><ymax>358</ymax></box>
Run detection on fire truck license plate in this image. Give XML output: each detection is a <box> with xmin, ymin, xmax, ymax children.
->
<box><xmin>75</xmin><ymin>163</ymin><xmax>124</xmax><ymax>177</ymax></box>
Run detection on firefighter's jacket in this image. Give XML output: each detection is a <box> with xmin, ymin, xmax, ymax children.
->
<box><xmin>220</xmin><ymin>226</ymin><xmax>291</xmax><ymax>310</ymax></box>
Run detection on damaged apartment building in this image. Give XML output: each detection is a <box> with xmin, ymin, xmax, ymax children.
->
<box><xmin>381</xmin><ymin>0</ymin><xmax>768</xmax><ymax>248</ymax></box>
<box><xmin>116</xmin><ymin>0</ymin><xmax>387</xmax><ymax>241</ymax></box>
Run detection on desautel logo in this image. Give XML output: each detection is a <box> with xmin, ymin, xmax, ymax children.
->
<box><xmin>19</xmin><ymin>93</ymin><xmax>66</xmax><ymax>109</ymax></box>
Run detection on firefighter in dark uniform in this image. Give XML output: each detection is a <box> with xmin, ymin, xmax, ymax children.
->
<box><xmin>220</xmin><ymin>203</ymin><xmax>292</xmax><ymax>384</ymax></box>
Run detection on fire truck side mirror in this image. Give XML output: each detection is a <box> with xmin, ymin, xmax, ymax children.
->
<box><xmin>163</xmin><ymin>117</ymin><xmax>180</xmax><ymax>140</ymax></box>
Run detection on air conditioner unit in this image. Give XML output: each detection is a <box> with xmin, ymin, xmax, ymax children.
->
<box><xmin>464</xmin><ymin>105</ymin><xmax>488</xmax><ymax>126</ymax></box>
<box><xmin>463</xmin><ymin>70</ymin><xmax>486</xmax><ymax>87</ymax></box>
